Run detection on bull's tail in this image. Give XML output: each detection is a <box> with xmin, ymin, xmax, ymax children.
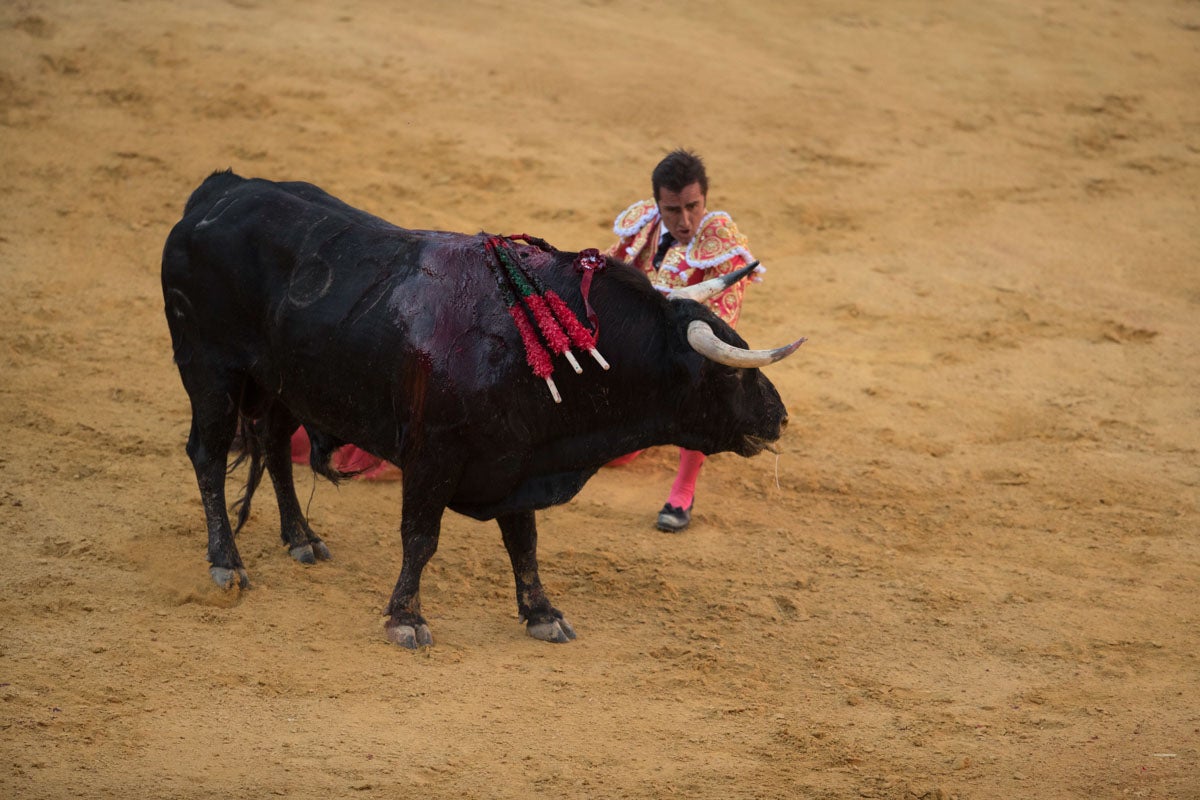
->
<box><xmin>228</xmin><ymin>416</ymin><xmax>267</xmax><ymax>535</ymax></box>
<box><xmin>226</xmin><ymin>416</ymin><xmax>359</xmax><ymax>533</ymax></box>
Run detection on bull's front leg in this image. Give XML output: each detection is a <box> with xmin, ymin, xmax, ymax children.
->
<box><xmin>498</xmin><ymin>511</ymin><xmax>576</xmax><ymax>643</ymax></box>
<box><xmin>383</xmin><ymin>479</ymin><xmax>448</xmax><ymax>649</ymax></box>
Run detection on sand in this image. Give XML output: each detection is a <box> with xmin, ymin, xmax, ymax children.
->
<box><xmin>2</xmin><ymin>1</ymin><xmax>1197</xmax><ymax>797</ymax></box>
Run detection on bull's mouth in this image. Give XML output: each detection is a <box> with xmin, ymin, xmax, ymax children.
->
<box><xmin>741</xmin><ymin>435</ymin><xmax>781</xmax><ymax>456</ymax></box>
<box><xmin>742</xmin><ymin>412</ymin><xmax>787</xmax><ymax>456</ymax></box>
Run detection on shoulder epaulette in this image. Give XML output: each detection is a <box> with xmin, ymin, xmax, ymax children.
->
<box><xmin>612</xmin><ymin>199</ymin><xmax>659</xmax><ymax>238</ymax></box>
<box><xmin>685</xmin><ymin>210</ymin><xmax>753</xmax><ymax>269</ymax></box>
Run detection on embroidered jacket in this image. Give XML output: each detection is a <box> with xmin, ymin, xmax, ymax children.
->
<box><xmin>605</xmin><ymin>198</ymin><xmax>755</xmax><ymax>327</ymax></box>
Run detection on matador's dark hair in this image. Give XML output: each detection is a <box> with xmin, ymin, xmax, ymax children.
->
<box><xmin>651</xmin><ymin>149</ymin><xmax>708</xmax><ymax>201</ymax></box>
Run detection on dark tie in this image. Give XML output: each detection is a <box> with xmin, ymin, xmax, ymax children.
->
<box><xmin>653</xmin><ymin>232</ymin><xmax>675</xmax><ymax>269</ymax></box>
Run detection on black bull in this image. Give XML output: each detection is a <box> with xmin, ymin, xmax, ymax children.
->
<box><xmin>161</xmin><ymin>171</ymin><xmax>801</xmax><ymax>648</ymax></box>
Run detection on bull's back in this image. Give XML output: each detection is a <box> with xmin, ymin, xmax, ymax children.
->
<box><xmin>164</xmin><ymin>172</ymin><xmax>421</xmax><ymax>353</ymax></box>
<box><xmin>161</xmin><ymin>172</ymin><xmax>517</xmax><ymax>450</ymax></box>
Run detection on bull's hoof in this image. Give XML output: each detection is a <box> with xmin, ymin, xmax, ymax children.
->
<box><xmin>310</xmin><ymin>539</ymin><xmax>332</xmax><ymax>561</ymax></box>
<box><xmin>289</xmin><ymin>544</ymin><xmax>316</xmax><ymax>564</ymax></box>
<box><xmin>385</xmin><ymin>623</ymin><xmax>433</xmax><ymax>649</ymax></box>
<box><xmin>210</xmin><ymin>566</ymin><xmax>249</xmax><ymax>589</ymax></box>
<box><xmin>527</xmin><ymin>617</ymin><xmax>577</xmax><ymax>643</ymax></box>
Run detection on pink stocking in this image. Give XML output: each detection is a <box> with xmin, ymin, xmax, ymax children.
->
<box><xmin>666</xmin><ymin>448</ymin><xmax>706</xmax><ymax>509</ymax></box>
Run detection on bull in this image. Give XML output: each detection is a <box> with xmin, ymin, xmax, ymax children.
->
<box><xmin>161</xmin><ymin>170</ymin><xmax>802</xmax><ymax>648</ymax></box>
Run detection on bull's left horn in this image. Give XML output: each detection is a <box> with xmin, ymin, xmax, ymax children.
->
<box><xmin>687</xmin><ymin>320</ymin><xmax>806</xmax><ymax>368</ymax></box>
<box><xmin>667</xmin><ymin>261</ymin><xmax>760</xmax><ymax>304</ymax></box>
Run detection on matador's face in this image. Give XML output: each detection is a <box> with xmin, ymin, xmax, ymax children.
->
<box><xmin>657</xmin><ymin>182</ymin><xmax>707</xmax><ymax>246</ymax></box>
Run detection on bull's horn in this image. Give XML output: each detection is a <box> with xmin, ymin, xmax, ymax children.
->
<box><xmin>686</xmin><ymin>320</ymin><xmax>806</xmax><ymax>368</ymax></box>
<box><xmin>667</xmin><ymin>261</ymin><xmax>759</xmax><ymax>304</ymax></box>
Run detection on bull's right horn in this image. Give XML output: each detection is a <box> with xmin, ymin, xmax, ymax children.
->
<box><xmin>686</xmin><ymin>320</ymin><xmax>806</xmax><ymax>368</ymax></box>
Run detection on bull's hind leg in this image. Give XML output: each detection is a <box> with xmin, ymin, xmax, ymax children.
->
<box><xmin>184</xmin><ymin>385</ymin><xmax>249</xmax><ymax>589</ymax></box>
<box><xmin>257</xmin><ymin>407</ymin><xmax>332</xmax><ymax>564</ymax></box>
<box><xmin>498</xmin><ymin>511</ymin><xmax>576</xmax><ymax>643</ymax></box>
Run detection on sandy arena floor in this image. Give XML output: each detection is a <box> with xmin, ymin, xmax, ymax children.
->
<box><xmin>2</xmin><ymin>2</ymin><xmax>1197</xmax><ymax>798</ymax></box>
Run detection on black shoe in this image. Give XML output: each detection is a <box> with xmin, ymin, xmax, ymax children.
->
<box><xmin>656</xmin><ymin>503</ymin><xmax>692</xmax><ymax>533</ymax></box>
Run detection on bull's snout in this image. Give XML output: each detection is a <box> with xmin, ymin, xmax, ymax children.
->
<box><xmin>768</xmin><ymin>413</ymin><xmax>790</xmax><ymax>453</ymax></box>
<box><xmin>741</xmin><ymin>410</ymin><xmax>789</xmax><ymax>456</ymax></box>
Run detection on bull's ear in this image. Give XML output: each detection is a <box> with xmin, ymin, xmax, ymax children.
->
<box><xmin>686</xmin><ymin>320</ymin><xmax>805</xmax><ymax>368</ymax></box>
<box><xmin>667</xmin><ymin>261</ymin><xmax>759</xmax><ymax>304</ymax></box>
